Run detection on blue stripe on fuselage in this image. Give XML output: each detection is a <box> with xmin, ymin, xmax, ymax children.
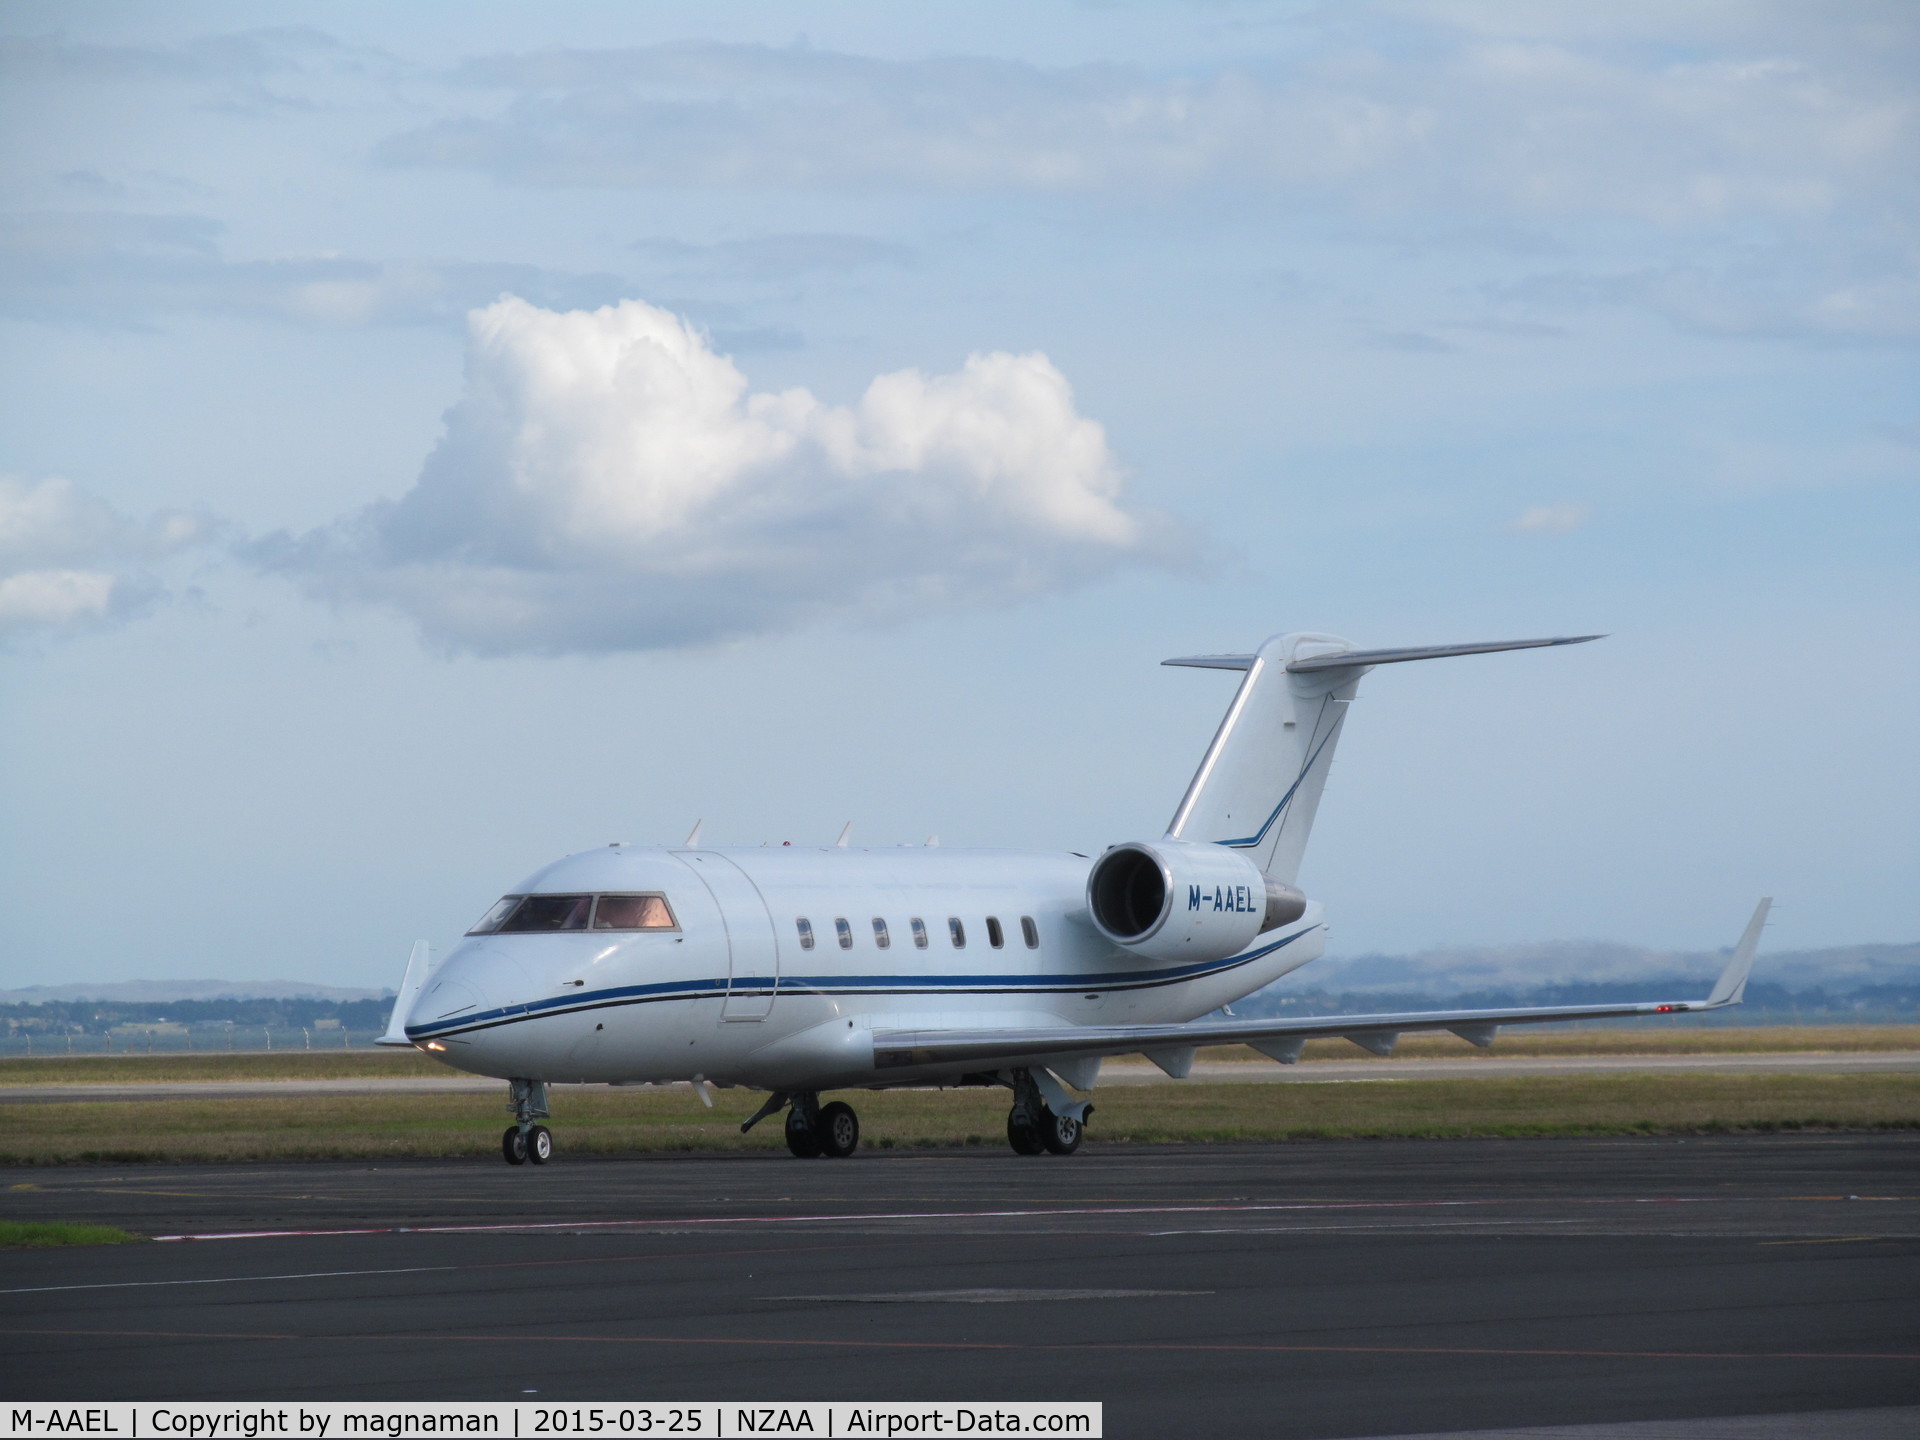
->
<box><xmin>403</xmin><ymin>926</ymin><xmax>1318</xmax><ymax>1041</ymax></box>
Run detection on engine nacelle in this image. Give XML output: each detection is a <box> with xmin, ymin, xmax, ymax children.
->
<box><xmin>1086</xmin><ymin>839</ymin><xmax>1307</xmax><ymax>963</ymax></box>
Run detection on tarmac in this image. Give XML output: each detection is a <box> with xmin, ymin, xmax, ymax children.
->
<box><xmin>2</xmin><ymin>1134</ymin><xmax>1915</xmax><ymax>1438</ymax></box>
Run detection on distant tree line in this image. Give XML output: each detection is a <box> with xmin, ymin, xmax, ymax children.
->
<box><xmin>0</xmin><ymin>997</ymin><xmax>396</xmax><ymax>1035</ymax></box>
<box><xmin>1235</xmin><ymin>979</ymin><xmax>1920</xmax><ymax>1025</ymax></box>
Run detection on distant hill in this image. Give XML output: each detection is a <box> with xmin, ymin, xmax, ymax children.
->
<box><xmin>0</xmin><ymin>979</ymin><xmax>394</xmax><ymax>1004</ymax></box>
<box><xmin>1235</xmin><ymin>939</ymin><xmax>1920</xmax><ymax>1024</ymax></box>
<box><xmin>1300</xmin><ymin>940</ymin><xmax>1920</xmax><ymax>996</ymax></box>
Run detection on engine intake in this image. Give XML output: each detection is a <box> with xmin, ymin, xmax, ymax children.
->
<box><xmin>1087</xmin><ymin>839</ymin><xmax>1306</xmax><ymax>963</ymax></box>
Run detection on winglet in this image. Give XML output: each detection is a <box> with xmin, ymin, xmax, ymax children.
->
<box><xmin>683</xmin><ymin>819</ymin><xmax>703</xmax><ymax>848</ymax></box>
<box><xmin>376</xmin><ymin>940</ymin><xmax>432</xmax><ymax>1046</ymax></box>
<box><xmin>1704</xmin><ymin>898</ymin><xmax>1771</xmax><ymax>1007</ymax></box>
<box><xmin>835</xmin><ymin>821</ymin><xmax>853</xmax><ymax>848</ymax></box>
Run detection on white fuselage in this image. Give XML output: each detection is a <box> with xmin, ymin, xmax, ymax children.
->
<box><xmin>404</xmin><ymin>844</ymin><xmax>1326</xmax><ymax>1092</ymax></box>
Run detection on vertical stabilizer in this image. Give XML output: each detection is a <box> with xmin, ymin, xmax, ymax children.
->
<box><xmin>1162</xmin><ymin>631</ymin><xmax>1600</xmax><ymax>885</ymax></box>
<box><xmin>1164</xmin><ymin>632</ymin><xmax>1360</xmax><ymax>885</ymax></box>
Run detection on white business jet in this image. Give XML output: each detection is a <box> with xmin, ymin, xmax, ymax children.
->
<box><xmin>380</xmin><ymin>631</ymin><xmax>1769</xmax><ymax>1165</ymax></box>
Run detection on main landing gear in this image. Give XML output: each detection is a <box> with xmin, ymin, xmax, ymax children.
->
<box><xmin>501</xmin><ymin>1078</ymin><xmax>553</xmax><ymax>1166</ymax></box>
<box><xmin>742</xmin><ymin>1091</ymin><xmax>860</xmax><ymax>1158</ymax></box>
<box><xmin>1006</xmin><ymin>1067</ymin><xmax>1089</xmax><ymax>1156</ymax></box>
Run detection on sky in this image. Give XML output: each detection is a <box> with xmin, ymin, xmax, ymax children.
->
<box><xmin>1</xmin><ymin>1</ymin><xmax>1915</xmax><ymax>990</ymax></box>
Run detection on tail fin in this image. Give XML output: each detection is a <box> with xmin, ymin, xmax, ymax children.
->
<box><xmin>1163</xmin><ymin>631</ymin><xmax>1600</xmax><ymax>884</ymax></box>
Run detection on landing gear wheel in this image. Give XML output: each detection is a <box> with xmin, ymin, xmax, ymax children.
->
<box><xmin>1039</xmin><ymin>1108</ymin><xmax>1083</xmax><ymax>1156</ymax></box>
<box><xmin>784</xmin><ymin>1106</ymin><xmax>822</xmax><ymax>1158</ymax></box>
<box><xmin>502</xmin><ymin>1125</ymin><xmax>529</xmax><ymax>1165</ymax></box>
<box><xmin>817</xmin><ymin>1101</ymin><xmax>859</xmax><ymax>1158</ymax></box>
<box><xmin>527</xmin><ymin>1124</ymin><xmax>553</xmax><ymax>1164</ymax></box>
<box><xmin>1007</xmin><ymin>1107</ymin><xmax>1045</xmax><ymax>1156</ymax></box>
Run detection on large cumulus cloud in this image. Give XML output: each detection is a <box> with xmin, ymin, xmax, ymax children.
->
<box><xmin>260</xmin><ymin>296</ymin><xmax>1172</xmax><ymax>654</ymax></box>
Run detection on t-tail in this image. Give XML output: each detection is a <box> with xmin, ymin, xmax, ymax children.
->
<box><xmin>1163</xmin><ymin>632</ymin><xmax>1603</xmax><ymax>885</ymax></box>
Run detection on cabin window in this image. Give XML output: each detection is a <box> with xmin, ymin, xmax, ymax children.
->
<box><xmin>986</xmin><ymin>916</ymin><xmax>1005</xmax><ymax>949</ymax></box>
<box><xmin>1021</xmin><ymin>916</ymin><xmax>1039</xmax><ymax>949</ymax></box>
<box><xmin>910</xmin><ymin>917</ymin><xmax>928</xmax><ymax>949</ymax></box>
<box><xmin>835</xmin><ymin>917</ymin><xmax>853</xmax><ymax>949</ymax></box>
<box><xmin>499</xmin><ymin>895</ymin><xmax>592</xmax><ymax>933</ymax></box>
<box><xmin>796</xmin><ymin>918</ymin><xmax>815</xmax><ymax>951</ymax></box>
<box><xmin>948</xmin><ymin>917</ymin><xmax>966</xmax><ymax>948</ymax></box>
<box><xmin>592</xmin><ymin>894</ymin><xmax>677</xmax><ymax>931</ymax></box>
<box><xmin>466</xmin><ymin>896</ymin><xmax>520</xmax><ymax>935</ymax></box>
<box><xmin>872</xmin><ymin>917</ymin><xmax>891</xmax><ymax>949</ymax></box>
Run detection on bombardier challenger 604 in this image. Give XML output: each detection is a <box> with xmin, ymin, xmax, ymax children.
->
<box><xmin>380</xmin><ymin>631</ymin><xmax>1768</xmax><ymax>1164</ymax></box>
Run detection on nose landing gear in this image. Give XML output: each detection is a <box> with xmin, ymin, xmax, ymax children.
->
<box><xmin>502</xmin><ymin>1079</ymin><xmax>553</xmax><ymax>1166</ymax></box>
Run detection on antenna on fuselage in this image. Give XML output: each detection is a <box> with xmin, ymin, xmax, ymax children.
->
<box><xmin>835</xmin><ymin>821</ymin><xmax>853</xmax><ymax>847</ymax></box>
<box><xmin>683</xmin><ymin>820</ymin><xmax>703</xmax><ymax>848</ymax></box>
<box><xmin>925</xmin><ymin>834</ymin><xmax>939</xmax><ymax>847</ymax></box>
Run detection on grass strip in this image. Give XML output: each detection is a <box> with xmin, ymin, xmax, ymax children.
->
<box><xmin>0</xmin><ymin>1074</ymin><xmax>1912</xmax><ymax>1164</ymax></box>
<box><xmin>2</xmin><ymin>1025</ymin><xmax>1914</xmax><ymax>1087</ymax></box>
<box><xmin>0</xmin><ymin>1220</ymin><xmax>141</xmax><ymax>1246</ymax></box>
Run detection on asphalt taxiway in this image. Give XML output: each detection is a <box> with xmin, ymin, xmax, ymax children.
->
<box><xmin>2</xmin><ymin>1135</ymin><xmax>1916</xmax><ymax>1439</ymax></box>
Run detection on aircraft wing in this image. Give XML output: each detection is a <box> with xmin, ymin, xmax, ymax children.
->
<box><xmin>873</xmin><ymin>899</ymin><xmax>1769</xmax><ymax>1077</ymax></box>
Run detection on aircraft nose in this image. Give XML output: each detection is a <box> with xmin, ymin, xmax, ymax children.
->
<box><xmin>407</xmin><ymin>941</ymin><xmax>531</xmax><ymax>1037</ymax></box>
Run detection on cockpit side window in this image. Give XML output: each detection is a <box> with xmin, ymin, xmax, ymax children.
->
<box><xmin>499</xmin><ymin>895</ymin><xmax>593</xmax><ymax>932</ymax></box>
<box><xmin>467</xmin><ymin>896</ymin><xmax>521</xmax><ymax>935</ymax></box>
<box><xmin>592</xmin><ymin>894</ymin><xmax>677</xmax><ymax>931</ymax></box>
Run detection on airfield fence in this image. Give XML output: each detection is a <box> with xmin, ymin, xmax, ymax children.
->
<box><xmin>0</xmin><ymin>1027</ymin><xmax>385</xmax><ymax>1057</ymax></box>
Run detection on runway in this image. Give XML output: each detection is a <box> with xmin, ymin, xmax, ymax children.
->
<box><xmin>3</xmin><ymin>1049</ymin><xmax>1913</xmax><ymax>1104</ymax></box>
<box><xmin>2</xmin><ymin>1135</ymin><xmax>1916</xmax><ymax>1438</ymax></box>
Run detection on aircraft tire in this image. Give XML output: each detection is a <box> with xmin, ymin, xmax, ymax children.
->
<box><xmin>1039</xmin><ymin>1109</ymin><xmax>1083</xmax><ymax>1156</ymax></box>
<box><xmin>817</xmin><ymin>1101</ymin><xmax>859</xmax><ymax>1158</ymax></box>
<box><xmin>1006</xmin><ymin>1108</ymin><xmax>1045</xmax><ymax>1156</ymax></box>
<box><xmin>784</xmin><ymin>1107</ymin><xmax>822</xmax><ymax>1159</ymax></box>
<box><xmin>527</xmin><ymin>1124</ymin><xmax>553</xmax><ymax>1164</ymax></box>
<box><xmin>501</xmin><ymin>1125</ymin><xmax>529</xmax><ymax>1165</ymax></box>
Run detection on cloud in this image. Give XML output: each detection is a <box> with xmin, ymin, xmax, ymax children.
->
<box><xmin>373</xmin><ymin>19</ymin><xmax>1916</xmax><ymax>227</ymax></box>
<box><xmin>0</xmin><ymin>211</ymin><xmax>629</xmax><ymax>328</ymax></box>
<box><xmin>0</xmin><ymin>475</ymin><xmax>214</xmax><ymax>641</ymax></box>
<box><xmin>257</xmin><ymin>296</ymin><xmax>1173</xmax><ymax>655</ymax></box>
<box><xmin>1501</xmin><ymin>239</ymin><xmax>1920</xmax><ymax>344</ymax></box>
<box><xmin>1506</xmin><ymin>503</ymin><xmax>1590</xmax><ymax>535</ymax></box>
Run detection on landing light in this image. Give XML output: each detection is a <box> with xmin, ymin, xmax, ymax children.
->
<box><xmin>419</xmin><ymin>1041</ymin><xmax>447</xmax><ymax>1051</ymax></box>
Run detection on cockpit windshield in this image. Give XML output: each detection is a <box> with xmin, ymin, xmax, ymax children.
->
<box><xmin>467</xmin><ymin>892</ymin><xmax>678</xmax><ymax>935</ymax></box>
<box><xmin>500</xmin><ymin>895</ymin><xmax>593</xmax><ymax>932</ymax></box>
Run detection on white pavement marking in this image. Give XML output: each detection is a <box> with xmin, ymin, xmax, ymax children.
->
<box><xmin>0</xmin><ymin>1264</ymin><xmax>456</xmax><ymax>1296</ymax></box>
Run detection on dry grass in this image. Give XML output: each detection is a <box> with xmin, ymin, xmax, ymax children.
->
<box><xmin>1</xmin><ymin>1026</ymin><xmax>1912</xmax><ymax>1090</ymax></box>
<box><xmin>1</xmin><ymin>1073</ymin><xmax>1913</xmax><ymax>1164</ymax></box>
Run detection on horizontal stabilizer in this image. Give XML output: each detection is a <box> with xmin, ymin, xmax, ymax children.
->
<box><xmin>1162</xmin><ymin>654</ymin><xmax>1256</xmax><ymax>671</ymax></box>
<box><xmin>1285</xmin><ymin>635</ymin><xmax>1603</xmax><ymax>673</ymax></box>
